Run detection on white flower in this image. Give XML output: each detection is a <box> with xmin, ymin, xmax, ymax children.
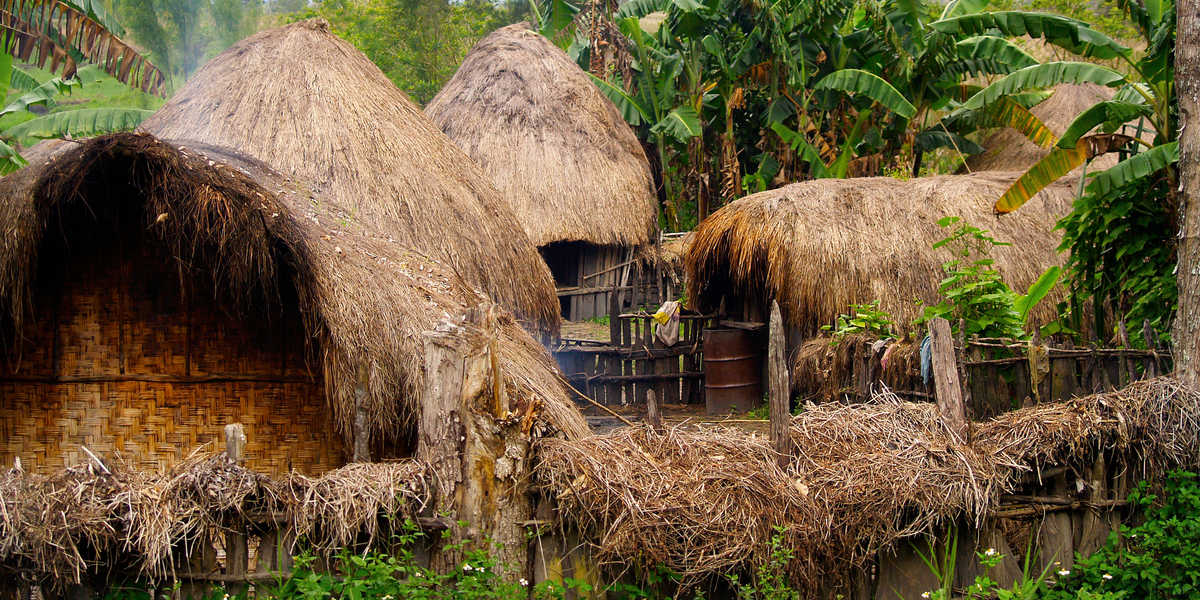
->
<box><xmin>463</xmin><ymin>564</ymin><xmax>473</xmax><ymax>572</ymax></box>
<box><xmin>520</xmin><ymin>579</ymin><xmax>529</xmax><ymax>587</ymax></box>
<box><xmin>1103</xmin><ymin>574</ymin><xmax>1113</xmax><ymax>580</ymax></box>
<box><xmin>984</xmin><ymin>548</ymin><xmax>997</xmax><ymax>557</ymax></box>
<box><xmin>921</xmin><ymin>593</ymin><xmax>930</xmax><ymax>599</ymax></box>
<box><xmin>1057</xmin><ymin>570</ymin><xmax>1071</xmax><ymax>577</ymax></box>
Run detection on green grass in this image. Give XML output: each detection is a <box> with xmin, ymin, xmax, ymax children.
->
<box><xmin>1</xmin><ymin>64</ymin><xmax>165</xmax><ymax>147</ymax></box>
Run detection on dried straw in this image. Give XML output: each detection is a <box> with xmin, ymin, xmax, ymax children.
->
<box><xmin>537</xmin><ymin>377</ymin><xmax>1200</xmax><ymax>591</ymax></box>
<box><xmin>684</xmin><ymin>173</ymin><xmax>1077</xmax><ymax>338</ymax></box>
<box><xmin>427</xmin><ymin>23</ymin><xmax>657</xmax><ymax>250</ymax></box>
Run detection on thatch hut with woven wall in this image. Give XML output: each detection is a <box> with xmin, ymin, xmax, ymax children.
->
<box><xmin>0</xmin><ymin>20</ymin><xmax>586</xmax><ymax>477</ymax></box>
<box><xmin>684</xmin><ymin>173</ymin><xmax>1078</xmax><ymax>380</ymax></box>
<box><xmin>426</xmin><ymin>23</ymin><xmax>658</xmax><ymax>321</ymax></box>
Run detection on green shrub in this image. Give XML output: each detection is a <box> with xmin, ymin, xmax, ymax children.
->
<box><xmin>823</xmin><ymin>300</ymin><xmax>896</xmax><ymax>340</ymax></box>
<box><xmin>1042</xmin><ymin>471</ymin><xmax>1200</xmax><ymax>600</ymax></box>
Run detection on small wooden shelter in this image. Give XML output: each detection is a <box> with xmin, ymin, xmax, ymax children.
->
<box><xmin>0</xmin><ymin>20</ymin><xmax>586</xmax><ymax>476</ymax></box>
<box><xmin>426</xmin><ymin>23</ymin><xmax>658</xmax><ymax>321</ymax></box>
<box><xmin>685</xmin><ymin>172</ymin><xmax>1079</xmax><ymax>342</ymax></box>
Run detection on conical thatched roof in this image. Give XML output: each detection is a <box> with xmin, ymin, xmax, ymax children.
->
<box><xmin>0</xmin><ymin>133</ymin><xmax>589</xmax><ymax>447</ymax></box>
<box><xmin>685</xmin><ymin>173</ymin><xmax>1078</xmax><ymax>337</ymax></box>
<box><xmin>967</xmin><ymin>84</ymin><xmax>1118</xmax><ymax>173</ymax></box>
<box><xmin>140</xmin><ymin>19</ymin><xmax>559</xmax><ymax>336</ymax></box>
<box><xmin>425</xmin><ymin>23</ymin><xmax>657</xmax><ymax>249</ymax></box>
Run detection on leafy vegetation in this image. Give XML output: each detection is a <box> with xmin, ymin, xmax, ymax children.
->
<box><xmin>822</xmin><ymin>300</ymin><xmax>896</xmax><ymax>340</ymax></box>
<box><xmin>916</xmin><ymin>217</ymin><xmax>1061</xmax><ymax>339</ymax></box>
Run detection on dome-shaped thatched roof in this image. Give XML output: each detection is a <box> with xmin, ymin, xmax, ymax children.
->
<box><xmin>426</xmin><ymin>23</ymin><xmax>657</xmax><ymax>249</ymax></box>
<box><xmin>141</xmin><ymin>19</ymin><xmax>559</xmax><ymax>336</ymax></box>
<box><xmin>685</xmin><ymin>173</ymin><xmax>1078</xmax><ymax>337</ymax></box>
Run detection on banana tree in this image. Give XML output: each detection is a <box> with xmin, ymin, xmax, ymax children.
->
<box><xmin>810</xmin><ymin>0</ymin><xmax>1055</xmax><ymax>177</ymax></box>
<box><xmin>930</xmin><ymin>0</ymin><xmax>1177</xmax><ymax>213</ymax></box>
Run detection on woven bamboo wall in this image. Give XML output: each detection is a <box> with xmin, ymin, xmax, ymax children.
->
<box><xmin>0</xmin><ymin>236</ymin><xmax>345</xmax><ymax>476</ymax></box>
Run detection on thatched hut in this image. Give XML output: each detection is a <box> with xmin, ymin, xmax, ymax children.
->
<box><xmin>426</xmin><ymin>23</ymin><xmax>658</xmax><ymax>321</ymax></box>
<box><xmin>685</xmin><ymin>172</ymin><xmax>1077</xmax><ymax>339</ymax></box>
<box><xmin>144</xmin><ymin>20</ymin><xmax>559</xmax><ymax>338</ymax></box>
<box><xmin>0</xmin><ymin>20</ymin><xmax>587</xmax><ymax>477</ymax></box>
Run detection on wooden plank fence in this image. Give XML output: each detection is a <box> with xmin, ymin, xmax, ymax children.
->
<box><xmin>553</xmin><ymin>312</ymin><xmax>715</xmax><ymax>407</ymax></box>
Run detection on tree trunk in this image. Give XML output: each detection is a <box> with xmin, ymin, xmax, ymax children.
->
<box><xmin>418</xmin><ymin>305</ymin><xmax>533</xmax><ymax>577</ymax></box>
<box><xmin>1176</xmin><ymin>0</ymin><xmax>1200</xmax><ymax>385</ymax></box>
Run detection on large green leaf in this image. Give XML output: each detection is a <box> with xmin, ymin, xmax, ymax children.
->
<box><xmin>1084</xmin><ymin>142</ymin><xmax>1178</xmax><ymax>197</ymax></box>
<box><xmin>814</xmin><ymin>68</ymin><xmax>916</xmax><ymax>119</ymax></box>
<box><xmin>588</xmin><ymin>73</ymin><xmax>651</xmax><ymax>126</ymax></box>
<box><xmin>2</xmin><ymin>77</ymin><xmax>80</xmax><ymax>115</ymax></box>
<box><xmin>939</xmin><ymin>0</ymin><xmax>989</xmax><ymax>19</ymax></box>
<box><xmin>771</xmin><ymin>122</ymin><xmax>830</xmax><ymax>179</ymax></box>
<box><xmin>0</xmin><ymin>53</ymin><xmax>11</xmax><ymax>104</ymax></box>
<box><xmin>962</xmin><ymin>62</ymin><xmax>1125</xmax><ymax>110</ymax></box>
<box><xmin>5</xmin><ymin>107</ymin><xmax>152</xmax><ymax>139</ymax></box>
<box><xmin>985</xmin><ymin>96</ymin><xmax>1057</xmax><ymax>147</ymax></box>
<box><xmin>0</xmin><ymin>139</ymin><xmax>27</xmax><ymax>175</ymax></box>
<box><xmin>995</xmin><ymin>134</ymin><xmax>1134</xmax><ymax>213</ymax></box>
<box><xmin>9</xmin><ymin>67</ymin><xmax>39</xmax><ymax>92</ymax></box>
<box><xmin>651</xmin><ymin>106</ymin><xmax>701</xmax><ymax>142</ymax></box>
<box><xmin>955</xmin><ymin>36</ymin><xmax>1039</xmax><ymax>70</ymax></box>
<box><xmin>932</xmin><ymin>12</ymin><xmax>1132</xmax><ymax>60</ymax></box>
<box><xmin>914</xmin><ymin>129</ymin><xmax>986</xmax><ymax>155</ymax></box>
<box><xmin>1057</xmin><ymin>101</ymin><xmax>1155</xmax><ymax>149</ymax></box>
<box><xmin>1014</xmin><ymin>266</ymin><xmax>1062</xmax><ymax>323</ymax></box>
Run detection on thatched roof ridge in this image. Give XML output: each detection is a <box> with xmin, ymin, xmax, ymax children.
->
<box><xmin>139</xmin><ymin>19</ymin><xmax>559</xmax><ymax>336</ymax></box>
<box><xmin>684</xmin><ymin>173</ymin><xmax>1077</xmax><ymax>336</ymax></box>
<box><xmin>0</xmin><ymin>133</ymin><xmax>589</xmax><ymax>447</ymax></box>
<box><xmin>425</xmin><ymin>23</ymin><xmax>657</xmax><ymax>248</ymax></box>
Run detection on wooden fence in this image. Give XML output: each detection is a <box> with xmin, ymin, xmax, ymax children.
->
<box><xmin>553</xmin><ymin>311</ymin><xmax>715</xmax><ymax>407</ymax></box>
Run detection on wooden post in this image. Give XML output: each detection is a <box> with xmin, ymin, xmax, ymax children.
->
<box><xmin>928</xmin><ymin>318</ymin><xmax>969</xmax><ymax>441</ymax></box>
<box><xmin>224</xmin><ymin>424</ymin><xmax>248</xmax><ymax>596</ymax></box>
<box><xmin>1143</xmin><ymin>319</ymin><xmax>1160</xmax><ymax>377</ymax></box>
<box><xmin>769</xmin><ymin>301</ymin><xmax>791</xmax><ymax>467</ymax></box>
<box><xmin>418</xmin><ymin>306</ymin><xmax>533</xmax><ymax>576</ymax></box>
<box><xmin>646</xmin><ymin>388</ymin><xmax>662</xmax><ymax>430</ymax></box>
<box><xmin>352</xmin><ymin>364</ymin><xmax>371</xmax><ymax>462</ymax></box>
<box><xmin>609</xmin><ymin>280</ymin><xmax>620</xmax><ymax>344</ymax></box>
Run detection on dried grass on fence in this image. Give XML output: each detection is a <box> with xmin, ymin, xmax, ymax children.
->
<box><xmin>537</xmin><ymin>377</ymin><xmax>1200</xmax><ymax>591</ymax></box>
<box><xmin>0</xmin><ymin>454</ymin><xmax>429</xmax><ymax>585</ymax></box>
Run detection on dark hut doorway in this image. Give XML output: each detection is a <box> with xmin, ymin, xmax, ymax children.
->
<box><xmin>540</xmin><ymin>241</ymin><xmax>633</xmax><ymax>321</ymax></box>
<box><xmin>0</xmin><ymin>160</ymin><xmax>344</xmax><ymax>475</ymax></box>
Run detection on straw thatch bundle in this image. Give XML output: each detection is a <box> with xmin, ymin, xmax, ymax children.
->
<box><xmin>0</xmin><ymin>451</ymin><xmax>428</xmax><ymax>584</ymax></box>
<box><xmin>426</xmin><ymin>23</ymin><xmax>657</xmax><ymax>249</ymax></box>
<box><xmin>140</xmin><ymin>19</ymin><xmax>559</xmax><ymax>336</ymax></box>
<box><xmin>684</xmin><ymin>173</ymin><xmax>1077</xmax><ymax>336</ymax></box>
<box><xmin>537</xmin><ymin>377</ymin><xmax>1200</xmax><ymax>591</ymax></box>
<box><xmin>0</xmin><ymin>131</ymin><xmax>589</xmax><ymax>449</ymax></box>
<box><xmin>967</xmin><ymin>84</ymin><xmax>1119</xmax><ymax>173</ymax></box>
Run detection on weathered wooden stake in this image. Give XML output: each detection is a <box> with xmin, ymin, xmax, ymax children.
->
<box><xmin>769</xmin><ymin>301</ymin><xmax>791</xmax><ymax>467</ymax></box>
<box><xmin>646</xmin><ymin>388</ymin><xmax>662</xmax><ymax>430</ymax></box>
<box><xmin>1143</xmin><ymin>319</ymin><xmax>1159</xmax><ymax>377</ymax></box>
<box><xmin>224</xmin><ymin>424</ymin><xmax>248</xmax><ymax>596</ymax></box>
<box><xmin>928</xmin><ymin>318</ymin><xmax>969</xmax><ymax>441</ymax></box>
<box><xmin>418</xmin><ymin>306</ymin><xmax>533</xmax><ymax>575</ymax></box>
<box><xmin>352</xmin><ymin>364</ymin><xmax>371</xmax><ymax>462</ymax></box>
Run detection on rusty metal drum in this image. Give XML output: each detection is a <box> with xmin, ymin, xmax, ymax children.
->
<box><xmin>702</xmin><ymin>328</ymin><xmax>763</xmax><ymax>415</ymax></box>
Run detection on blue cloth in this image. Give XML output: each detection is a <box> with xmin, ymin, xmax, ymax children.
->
<box><xmin>919</xmin><ymin>334</ymin><xmax>933</xmax><ymax>386</ymax></box>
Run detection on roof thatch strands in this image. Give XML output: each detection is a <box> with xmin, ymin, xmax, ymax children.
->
<box><xmin>684</xmin><ymin>173</ymin><xmax>1077</xmax><ymax>336</ymax></box>
<box><xmin>0</xmin><ymin>133</ymin><xmax>589</xmax><ymax>447</ymax></box>
<box><xmin>140</xmin><ymin>19</ymin><xmax>560</xmax><ymax>336</ymax></box>
<box><xmin>426</xmin><ymin>23</ymin><xmax>658</xmax><ymax>249</ymax></box>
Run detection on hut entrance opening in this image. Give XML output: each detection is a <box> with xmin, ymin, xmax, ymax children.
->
<box><xmin>540</xmin><ymin>241</ymin><xmax>631</xmax><ymax>322</ymax></box>
<box><xmin>0</xmin><ymin>152</ymin><xmax>344</xmax><ymax>475</ymax></box>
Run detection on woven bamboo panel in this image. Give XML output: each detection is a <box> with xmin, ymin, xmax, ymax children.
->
<box><xmin>0</xmin><ymin>234</ymin><xmax>345</xmax><ymax>475</ymax></box>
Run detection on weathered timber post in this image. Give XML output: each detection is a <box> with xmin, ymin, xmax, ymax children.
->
<box><xmin>768</xmin><ymin>301</ymin><xmax>791</xmax><ymax>467</ymax></box>
<box><xmin>418</xmin><ymin>305</ymin><xmax>533</xmax><ymax>576</ymax></box>
<box><xmin>646</xmin><ymin>388</ymin><xmax>662</xmax><ymax>430</ymax></box>
<box><xmin>928</xmin><ymin>318</ymin><xmax>969</xmax><ymax>441</ymax></box>
<box><xmin>352</xmin><ymin>365</ymin><xmax>371</xmax><ymax>462</ymax></box>
<box><xmin>224</xmin><ymin>424</ymin><xmax>249</xmax><ymax>596</ymax></box>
